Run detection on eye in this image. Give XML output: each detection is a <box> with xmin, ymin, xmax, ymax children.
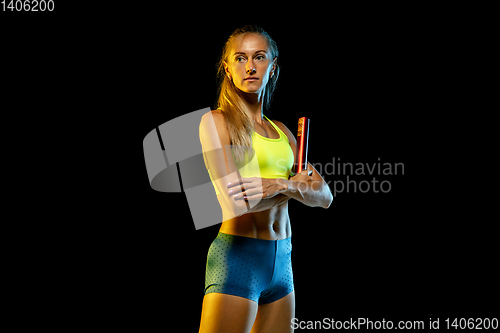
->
<box><xmin>236</xmin><ymin>56</ymin><xmax>246</xmax><ymax>63</ymax></box>
<box><xmin>255</xmin><ymin>55</ymin><xmax>266</xmax><ymax>61</ymax></box>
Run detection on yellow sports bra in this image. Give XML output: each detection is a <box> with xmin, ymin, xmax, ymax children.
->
<box><xmin>206</xmin><ymin>115</ymin><xmax>294</xmax><ymax>196</ymax></box>
<box><xmin>235</xmin><ymin>116</ymin><xmax>294</xmax><ymax>180</ymax></box>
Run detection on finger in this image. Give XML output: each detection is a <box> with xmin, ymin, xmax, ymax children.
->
<box><xmin>228</xmin><ymin>186</ymin><xmax>245</xmax><ymax>197</ymax></box>
<box><xmin>300</xmin><ymin>169</ymin><xmax>312</xmax><ymax>176</ymax></box>
<box><xmin>232</xmin><ymin>187</ymin><xmax>259</xmax><ymax>199</ymax></box>
<box><xmin>227</xmin><ymin>177</ymin><xmax>257</xmax><ymax>188</ymax></box>
<box><xmin>229</xmin><ymin>182</ymin><xmax>257</xmax><ymax>197</ymax></box>
<box><xmin>230</xmin><ymin>181</ymin><xmax>264</xmax><ymax>197</ymax></box>
<box><xmin>240</xmin><ymin>187</ymin><xmax>263</xmax><ymax>198</ymax></box>
<box><xmin>243</xmin><ymin>192</ymin><xmax>264</xmax><ymax>201</ymax></box>
<box><xmin>227</xmin><ymin>180</ymin><xmax>243</xmax><ymax>189</ymax></box>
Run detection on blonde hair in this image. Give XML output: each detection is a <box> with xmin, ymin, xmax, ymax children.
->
<box><xmin>216</xmin><ymin>25</ymin><xmax>280</xmax><ymax>163</ymax></box>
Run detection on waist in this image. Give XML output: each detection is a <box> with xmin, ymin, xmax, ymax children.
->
<box><xmin>214</xmin><ymin>232</ymin><xmax>292</xmax><ymax>246</ymax></box>
<box><xmin>220</xmin><ymin>204</ymin><xmax>291</xmax><ymax>240</ymax></box>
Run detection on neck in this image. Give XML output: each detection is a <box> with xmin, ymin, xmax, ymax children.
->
<box><xmin>236</xmin><ymin>88</ymin><xmax>265</xmax><ymax>124</ymax></box>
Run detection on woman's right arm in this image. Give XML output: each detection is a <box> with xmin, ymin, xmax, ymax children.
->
<box><xmin>199</xmin><ymin>111</ymin><xmax>250</xmax><ymax>219</ymax></box>
<box><xmin>200</xmin><ymin>111</ymin><xmax>289</xmax><ymax>219</ymax></box>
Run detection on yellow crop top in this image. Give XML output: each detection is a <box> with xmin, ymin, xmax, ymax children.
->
<box><xmin>236</xmin><ymin>116</ymin><xmax>294</xmax><ymax>180</ymax></box>
<box><xmin>206</xmin><ymin>116</ymin><xmax>294</xmax><ymax>196</ymax></box>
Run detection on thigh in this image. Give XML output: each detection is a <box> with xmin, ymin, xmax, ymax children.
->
<box><xmin>251</xmin><ymin>291</ymin><xmax>295</xmax><ymax>333</ymax></box>
<box><xmin>199</xmin><ymin>293</ymin><xmax>258</xmax><ymax>333</ymax></box>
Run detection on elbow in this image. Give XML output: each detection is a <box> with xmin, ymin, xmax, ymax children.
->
<box><xmin>309</xmin><ymin>182</ymin><xmax>333</xmax><ymax>209</ymax></box>
<box><xmin>307</xmin><ymin>193</ymin><xmax>332</xmax><ymax>209</ymax></box>
<box><xmin>321</xmin><ymin>192</ymin><xmax>333</xmax><ymax>209</ymax></box>
<box><xmin>322</xmin><ymin>197</ymin><xmax>333</xmax><ymax>209</ymax></box>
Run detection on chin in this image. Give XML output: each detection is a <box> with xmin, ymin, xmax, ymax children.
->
<box><xmin>242</xmin><ymin>88</ymin><xmax>261</xmax><ymax>94</ymax></box>
<box><xmin>238</xmin><ymin>84</ymin><xmax>264</xmax><ymax>94</ymax></box>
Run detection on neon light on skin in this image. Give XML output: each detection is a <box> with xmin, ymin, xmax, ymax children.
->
<box><xmin>297</xmin><ymin>117</ymin><xmax>308</xmax><ymax>173</ymax></box>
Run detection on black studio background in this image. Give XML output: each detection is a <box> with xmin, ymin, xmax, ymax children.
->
<box><xmin>130</xmin><ymin>15</ymin><xmax>496</xmax><ymax>331</ymax></box>
<box><xmin>3</xmin><ymin>3</ymin><xmax>496</xmax><ymax>331</ymax></box>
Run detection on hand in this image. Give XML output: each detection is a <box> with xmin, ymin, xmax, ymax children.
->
<box><xmin>227</xmin><ymin>177</ymin><xmax>287</xmax><ymax>201</ymax></box>
<box><xmin>289</xmin><ymin>169</ymin><xmax>313</xmax><ymax>183</ymax></box>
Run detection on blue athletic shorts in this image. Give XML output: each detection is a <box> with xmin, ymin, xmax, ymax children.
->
<box><xmin>204</xmin><ymin>232</ymin><xmax>294</xmax><ymax>305</ymax></box>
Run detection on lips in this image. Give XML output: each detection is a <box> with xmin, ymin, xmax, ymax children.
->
<box><xmin>244</xmin><ymin>76</ymin><xmax>259</xmax><ymax>81</ymax></box>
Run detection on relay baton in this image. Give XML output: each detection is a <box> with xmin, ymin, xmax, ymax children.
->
<box><xmin>291</xmin><ymin>117</ymin><xmax>310</xmax><ymax>176</ymax></box>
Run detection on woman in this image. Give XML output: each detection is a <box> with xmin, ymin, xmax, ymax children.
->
<box><xmin>199</xmin><ymin>25</ymin><xmax>332</xmax><ymax>333</ymax></box>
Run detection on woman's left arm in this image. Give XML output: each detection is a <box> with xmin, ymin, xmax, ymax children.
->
<box><xmin>274</xmin><ymin>120</ymin><xmax>333</xmax><ymax>209</ymax></box>
<box><xmin>282</xmin><ymin>163</ymin><xmax>333</xmax><ymax>208</ymax></box>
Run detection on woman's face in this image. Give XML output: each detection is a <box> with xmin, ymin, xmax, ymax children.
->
<box><xmin>224</xmin><ymin>33</ymin><xmax>276</xmax><ymax>95</ymax></box>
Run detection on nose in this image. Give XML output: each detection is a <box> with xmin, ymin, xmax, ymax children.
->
<box><xmin>246</xmin><ymin>60</ymin><xmax>256</xmax><ymax>75</ymax></box>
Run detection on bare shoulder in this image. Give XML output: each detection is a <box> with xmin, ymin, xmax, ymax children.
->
<box><xmin>202</xmin><ymin>109</ymin><xmax>222</xmax><ymax>119</ymax></box>
<box><xmin>209</xmin><ymin>109</ymin><xmax>224</xmax><ymax>118</ymax></box>
<box><xmin>201</xmin><ymin>109</ymin><xmax>226</xmax><ymax>128</ymax></box>
<box><xmin>200</xmin><ymin>109</ymin><xmax>230</xmax><ymax>143</ymax></box>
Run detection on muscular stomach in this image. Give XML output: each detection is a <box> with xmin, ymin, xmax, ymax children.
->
<box><xmin>219</xmin><ymin>202</ymin><xmax>291</xmax><ymax>240</ymax></box>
